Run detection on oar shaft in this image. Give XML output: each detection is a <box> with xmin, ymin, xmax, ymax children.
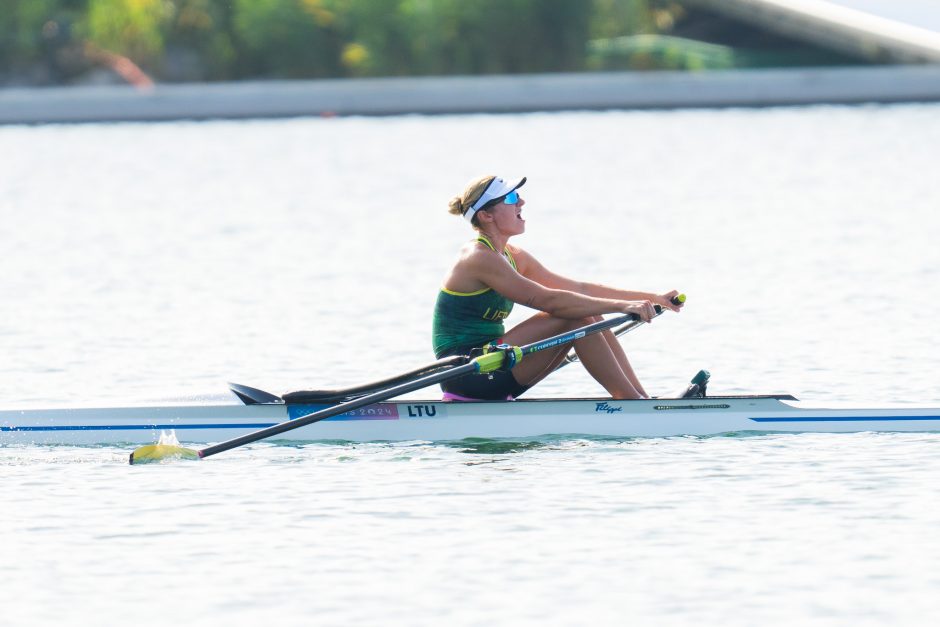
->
<box><xmin>282</xmin><ymin>354</ymin><xmax>467</xmax><ymax>404</ymax></box>
<box><xmin>522</xmin><ymin>310</ymin><xmax>649</xmax><ymax>357</ymax></box>
<box><xmin>198</xmin><ymin>360</ymin><xmax>480</xmax><ymax>459</ymax></box>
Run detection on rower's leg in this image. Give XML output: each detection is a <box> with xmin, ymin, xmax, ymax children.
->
<box><xmin>499</xmin><ymin>314</ymin><xmax>572</xmax><ymax>386</ymax></box>
<box><xmin>571</xmin><ymin>319</ymin><xmax>646</xmax><ymax>399</ymax></box>
<box><xmin>520</xmin><ymin>343</ymin><xmax>571</xmax><ymax>388</ymax></box>
<box><xmin>529</xmin><ymin>316</ymin><xmax>648</xmax><ymax>398</ymax></box>
<box><xmin>502</xmin><ymin>313</ymin><xmax>645</xmax><ymax>399</ymax></box>
<box><xmin>600</xmin><ymin>327</ymin><xmax>649</xmax><ymax>398</ymax></box>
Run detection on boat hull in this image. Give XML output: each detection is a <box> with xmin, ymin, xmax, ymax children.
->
<box><xmin>3</xmin><ymin>396</ymin><xmax>940</xmax><ymax>446</ymax></box>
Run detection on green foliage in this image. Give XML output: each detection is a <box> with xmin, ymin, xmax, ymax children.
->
<box><xmin>587</xmin><ymin>34</ymin><xmax>735</xmax><ymax>71</ymax></box>
<box><xmin>163</xmin><ymin>0</ymin><xmax>237</xmax><ymax>80</ymax></box>
<box><xmin>0</xmin><ymin>0</ymin><xmax>698</xmax><ymax>85</ymax></box>
<box><xmin>0</xmin><ymin>0</ymin><xmax>77</xmax><ymax>68</ymax></box>
<box><xmin>590</xmin><ymin>0</ymin><xmax>655</xmax><ymax>40</ymax></box>
<box><xmin>84</xmin><ymin>0</ymin><xmax>170</xmax><ymax>66</ymax></box>
<box><xmin>231</xmin><ymin>0</ymin><xmax>341</xmax><ymax>78</ymax></box>
<box><xmin>331</xmin><ymin>0</ymin><xmax>592</xmax><ymax>76</ymax></box>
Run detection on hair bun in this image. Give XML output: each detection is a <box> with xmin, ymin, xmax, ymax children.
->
<box><xmin>448</xmin><ymin>195</ymin><xmax>465</xmax><ymax>216</ymax></box>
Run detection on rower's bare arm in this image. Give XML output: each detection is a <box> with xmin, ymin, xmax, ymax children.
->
<box><xmin>470</xmin><ymin>251</ymin><xmax>654</xmax><ymax>320</ymax></box>
<box><xmin>508</xmin><ymin>246</ymin><xmax>586</xmax><ymax>292</ymax></box>
<box><xmin>582</xmin><ymin>285</ymin><xmax>682</xmax><ymax>312</ymax></box>
<box><xmin>509</xmin><ymin>246</ymin><xmax>682</xmax><ymax>313</ymax></box>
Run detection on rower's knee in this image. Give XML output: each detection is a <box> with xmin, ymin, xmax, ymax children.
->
<box><xmin>564</xmin><ymin>316</ymin><xmax>596</xmax><ymax>329</ymax></box>
<box><xmin>541</xmin><ymin>314</ymin><xmax>601</xmax><ymax>333</ymax></box>
<box><xmin>571</xmin><ymin>316</ymin><xmax>602</xmax><ymax>328</ymax></box>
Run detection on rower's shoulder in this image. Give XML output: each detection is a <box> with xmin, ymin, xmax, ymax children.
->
<box><xmin>457</xmin><ymin>239</ymin><xmax>500</xmax><ymax>262</ymax></box>
<box><xmin>505</xmin><ymin>243</ymin><xmax>535</xmax><ymax>269</ymax></box>
<box><xmin>452</xmin><ymin>242</ymin><xmax>518</xmax><ymax>282</ymax></box>
<box><xmin>505</xmin><ymin>243</ymin><xmax>527</xmax><ymax>257</ymax></box>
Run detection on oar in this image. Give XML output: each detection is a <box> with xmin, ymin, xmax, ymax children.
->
<box><xmin>280</xmin><ymin>355</ymin><xmax>467</xmax><ymax>404</ymax></box>
<box><xmin>129</xmin><ymin>304</ymin><xmax>675</xmax><ymax>464</ymax></box>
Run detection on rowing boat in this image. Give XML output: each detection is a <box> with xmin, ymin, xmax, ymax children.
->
<box><xmin>3</xmin><ymin>385</ymin><xmax>940</xmax><ymax>446</ymax></box>
<box><xmin>5</xmin><ymin>306</ymin><xmax>939</xmax><ymax>454</ymax></box>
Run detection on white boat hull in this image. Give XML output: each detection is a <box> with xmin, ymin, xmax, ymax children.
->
<box><xmin>3</xmin><ymin>396</ymin><xmax>940</xmax><ymax>446</ymax></box>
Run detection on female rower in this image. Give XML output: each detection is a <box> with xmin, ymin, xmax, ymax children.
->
<box><xmin>432</xmin><ymin>175</ymin><xmax>683</xmax><ymax>401</ymax></box>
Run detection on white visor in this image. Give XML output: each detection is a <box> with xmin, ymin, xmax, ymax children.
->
<box><xmin>464</xmin><ymin>176</ymin><xmax>526</xmax><ymax>223</ymax></box>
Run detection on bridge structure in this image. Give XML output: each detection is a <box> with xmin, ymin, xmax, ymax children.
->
<box><xmin>688</xmin><ymin>0</ymin><xmax>940</xmax><ymax>63</ymax></box>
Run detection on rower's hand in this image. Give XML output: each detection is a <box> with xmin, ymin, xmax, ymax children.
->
<box><xmin>654</xmin><ymin>290</ymin><xmax>684</xmax><ymax>313</ymax></box>
<box><xmin>621</xmin><ymin>300</ymin><xmax>657</xmax><ymax>322</ymax></box>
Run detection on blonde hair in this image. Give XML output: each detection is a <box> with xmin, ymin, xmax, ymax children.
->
<box><xmin>448</xmin><ymin>175</ymin><xmax>496</xmax><ymax>224</ymax></box>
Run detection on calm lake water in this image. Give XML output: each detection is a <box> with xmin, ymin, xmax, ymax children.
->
<box><xmin>1</xmin><ymin>103</ymin><xmax>939</xmax><ymax>625</ymax></box>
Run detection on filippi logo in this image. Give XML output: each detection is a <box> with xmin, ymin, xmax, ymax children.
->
<box><xmin>595</xmin><ymin>402</ymin><xmax>623</xmax><ymax>414</ymax></box>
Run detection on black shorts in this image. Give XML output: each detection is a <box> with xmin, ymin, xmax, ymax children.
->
<box><xmin>438</xmin><ymin>346</ymin><xmax>531</xmax><ymax>401</ymax></box>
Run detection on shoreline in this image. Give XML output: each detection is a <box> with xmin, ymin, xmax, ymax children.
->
<box><xmin>2</xmin><ymin>65</ymin><xmax>939</xmax><ymax>125</ymax></box>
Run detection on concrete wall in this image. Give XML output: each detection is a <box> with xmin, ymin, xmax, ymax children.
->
<box><xmin>2</xmin><ymin>65</ymin><xmax>940</xmax><ymax>125</ymax></box>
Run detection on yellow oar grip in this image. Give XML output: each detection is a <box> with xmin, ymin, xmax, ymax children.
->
<box><xmin>473</xmin><ymin>346</ymin><xmax>524</xmax><ymax>374</ymax></box>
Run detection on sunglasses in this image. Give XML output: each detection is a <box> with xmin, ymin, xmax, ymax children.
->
<box><xmin>501</xmin><ymin>190</ymin><xmax>520</xmax><ymax>205</ymax></box>
<box><xmin>481</xmin><ymin>190</ymin><xmax>521</xmax><ymax>211</ymax></box>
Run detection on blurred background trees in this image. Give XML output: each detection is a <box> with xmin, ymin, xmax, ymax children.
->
<box><xmin>0</xmin><ymin>0</ymin><xmax>856</xmax><ymax>86</ymax></box>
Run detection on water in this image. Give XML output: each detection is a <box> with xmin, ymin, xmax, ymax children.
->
<box><xmin>2</xmin><ymin>103</ymin><xmax>939</xmax><ymax>625</ymax></box>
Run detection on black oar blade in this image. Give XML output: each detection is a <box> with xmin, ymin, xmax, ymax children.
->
<box><xmin>228</xmin><ymin>382</ymin><xmax>284</xmax><ymax>405</ymax></box>
<box><xmin>129</xmin><ymin>444</ymin><xmax>201</xmax><ymax>465</ymax></box>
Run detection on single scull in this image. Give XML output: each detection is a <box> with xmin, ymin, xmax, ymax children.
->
<box><xmin>2</xmin><ymin>388</ymin><xmax>940</xmax><ymax>446</ymax></box>
<box><xmin>3</xmin><ymin>302</ymin><xmax>938</xmax><ymax>454</ymax></box>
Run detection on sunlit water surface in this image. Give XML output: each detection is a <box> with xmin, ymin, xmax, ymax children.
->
<box><xmin>1</xmin><ymin>103</ymin><xmax>939</xmax><ymax>625</ymax></box>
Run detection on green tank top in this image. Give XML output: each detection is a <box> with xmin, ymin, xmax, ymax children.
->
<box><xmin>432</xmin><ymin>236</ymin><xmax>517</xmax><ymax>357</ymax></box>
